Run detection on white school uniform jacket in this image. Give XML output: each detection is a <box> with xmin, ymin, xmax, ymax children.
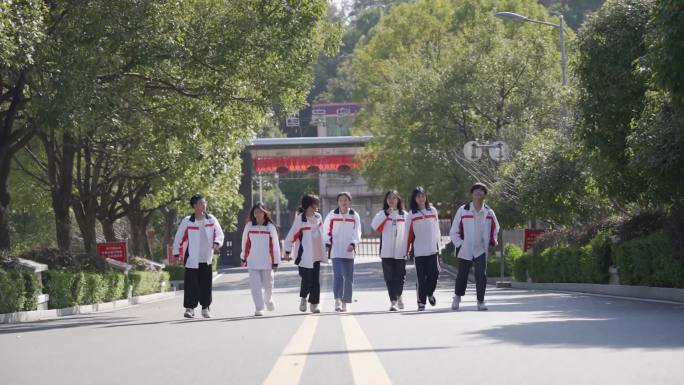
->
<box><xmin>284</xmin><ymin>212</ymin><xmax>327</xmax><ymax>269</ymax></box>
<box><xmin>172</xmin><ymin>213</ymin><xmax>224</xmax><ymax>269</ymax></box>
<box><xmin>449</xmin><ymin>202</ymin><xmax>500</xmax><ymax>261</ymax></box>
<box><xmin>323</xmin><ymin>208</ymin><xmax>362</xmax><ymax>259</ymax></box>
<box><xmin>405</xmin><ymin>207</ymin><xmax>441</xmax><ymax>257</ymax></box>
<box><xmin>371</xmin><ymin>209</ymin><xmax>408</xmax><ymax>259</ymax></box>
<box><xmin>240</xmin><ymin>221</ymin><xmax>281</xmax><ymax>269</ymax></box>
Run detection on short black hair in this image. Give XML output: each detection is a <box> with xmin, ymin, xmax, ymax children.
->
<box><xmin>409</xmin><ymin>187</ymin><xmax>432</xmax><ymax>212</ymax></box>
<box><xmin>337</xmin><ymin>192</ymin><xmax>352</xmax><ymax>202</ymax></box>
<box><xmin>190</xmin><ymin>194</ymin><xmax>205</xmax><ymax>207</ymax></box>
<box><xmin>298</xmin><ymin>194</ymin><xmax>321</xmax><ymax>213</ymax></box>
<box><xmin>470</xmin><ymin>183</ymin><xmax>488</xmax><ymax>195</ymax></box>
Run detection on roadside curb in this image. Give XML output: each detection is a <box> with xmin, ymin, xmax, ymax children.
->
<box><xmin>510</xmin><ymin>281</ymin><xmax>684</xmax><ymax>304</ymax></box>
<box><xmin>0</xmin><ymin>271</ymin><xmax>227</xmax><ymax>324</ymax></box>
<box><xmin>0</xmin><ymin>290</ymin><xmax>180</xmax><ymax>324</ymax></box>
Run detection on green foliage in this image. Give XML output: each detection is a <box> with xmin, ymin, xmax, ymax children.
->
<box><xmin>528</xmin><ymin>234</ymin><xmax>611</xmax><ymax>284</ymax></box>
<box><xmin>575</xmin><ymin>0</ymin><xmax>654</xmax><ymax>204</ymax></box>
<box><xmin>128</xmin><ymin>271</ymin><xmax>169</xmax><ymax>297</ymax></box>
<box><xmin>44</xmin><ymin>271</ymin><xmax>132</xmax><ymax>309</ymax></box>
<box><xmin>498</xmin><ymin>129</ymin><xmax>609</xmax><ymax>226</ymax></box>
<box><xmin>0</xmin><ymin>269</ymin><xmax>26</xmax><ymax>313</ymax></box>
<box><xmin>351</xmin><ymin>0</ymin><xmax>567</xmax><ymax>209</ymax></box>
<box><xmin>103</xmin><ymin>272</ymin><xmax>127</xmax><ymax>302</ymax></box>
<box><xmin>513</xmin><ymin>253</ymin><xmax>530</xmax><ymax>282</ymax></box>
<box><xmin>22</xmin><ymin>271</ymin><xmax>41</xmax><ymax>311</ymax></box>
<box><xmin>648</xmin><ymin>0</ymin><xmax>684</xmax><ymax>104</ymax></box>
<box><xmin>613</xmin><ymin>231</ymin><xmax>684</xmax><ymax>288</ymax></box>
<box><xmin>44</xmin><ymin>271</ymin><xmax>82</xmax><ymax>309</ymax></box>
<box><xmin>164</xmin><ymin>264</ymin><xmax>185</xmax><ymax>281</ymax></box>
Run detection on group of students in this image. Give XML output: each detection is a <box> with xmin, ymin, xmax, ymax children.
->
<box><xmin>173</xmin><ymin>183</ymin><xmax>500</xmax><ymax>319</ymax></box>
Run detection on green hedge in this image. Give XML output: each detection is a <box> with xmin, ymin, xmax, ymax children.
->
<box><xmin>104</xmin><ymin>272</ymin><xmax>127</xmax><ymax>302</ymax></box>
<box><xmin>164</xmin><ymin>264</ymin><xmax>185</xmax><ymax>281</ymax></box>
<box><xmin>128</xmin><ymin>271</ymin><xmax>170</xmax><ymax>297</ymax></box>
<box><xmin>526</xmin><ymin>233</ymin><xmax>615</xmax><ymax>284</ymax></box>
<box><xmin>45</xmin><ymin>271</ymin><xmax>131</xmax><ymax>309</ymax></box>
<box><xmin>513</xmin><ymin>253</ymin><xmax>530</xmax><ymax>282</ymax></box>
<box><xmin>613</xmin><ymin>231</ymin><xmax>684</xmax><ymax>288</ymax></box>
<box><xmin>0</xmin><ymin>269</ymin><xmax>40</xmax><ymax>313</ymax></box>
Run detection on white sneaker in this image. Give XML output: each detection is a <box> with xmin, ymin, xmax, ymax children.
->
<box><xmin>299</xmin><ymin>298</ymin><xmax>307</xmax><ymax>312</ymax></box>
<box><xmin>254</xmin><ymin>309</ymin><xmax>264</xmax><ymax>316</ymax></box>
<box><xmin>201</xmin><ymin>307</ymin><xmax>211</xmax><ymax>318</ymax></box>
<box><xmin>417</xmin><ymin>303</ymin><xmax>426</xmax><ymax>311</ymax></box>
<box><xmin>183</xmin><ymin>308</ymin><xmax>195</xmax><ymax>318</ymax></box>
<box><xmin>389</xmin><ymin>301</ymin><xmax>398</xmax><ymax>311</ymax></box>
<box><xmin>451</xmin><ymin>296</ymin><xmax>461</xmax><ymax>311</ymax></box>
<box><xmin>310</xmin><ymin>303</ymin><xmax>320</xmax><ymax>313</ymax></box>
<box><xmin>397</xmin><ymin>296</ymin><xmax>404</xmax><ymax>310</ymax></box>
<box><xmin>266</xmin><ymin>301</ymin><xmax>275</xmax><ymax>311</ymax></box>
<box><xmin>341</xmin><ymin>302</ymin><xmax>348</xmax><ymax>312</ymax></box>
<box><xmin>477</xmin><ymin>301</ymin><xmax>488</xmax><ymax>311</ymax></box>
<box><xmin>335</xmin><ymin>298</ymin><xmax>343</xmax><ymax>312</ymax></box>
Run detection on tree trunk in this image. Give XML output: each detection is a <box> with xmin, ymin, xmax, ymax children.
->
<box><xmin>159</xmin><ymin>206</ymin><xmax>177</xmax><ymax>252</ymax></box>
<box><xmin>101</xmin><ymin>220</ymin><xmax>117</xmax><ymax>242</ymax></box>
<box><xmin>74</xmin><ymin>212</ymin><xmax>97</xmax><ymax>254</ymax></box>
<box><xmin>0</xmin><ymin>161</ymin><xmax>11</xmax><ymax>250</ymax></box>
<box><xmin>128</xmin><ymin>211</ymin><xmax>151</xmax><ymax>258</ymax></box>
<box><xmin>43</xmin><ymin>130</ymin><xmax>77</xmax><ymax>252</ymax></box>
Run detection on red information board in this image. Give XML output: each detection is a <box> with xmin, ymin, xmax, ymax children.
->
<box><xmin>524</xmin><ymin>229</ymin><xmax>546</xmax><ymax>252</ymax></box>
<box><xmin>96</xmin><ymin>242</ymin><xmax>128</xmax><ymax>263</ymax></box>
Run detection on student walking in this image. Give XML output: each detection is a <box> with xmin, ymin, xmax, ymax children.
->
<box><xmin>172</xmin><ymin>194</ymin><xmax>224</xmax><ymax>319</ymax></box>
<box><xmin>284</xmin><ymin>194</ymin><xmax>327</xmax><ymax>314</ymax></box>
<box><xmin>240</xmin><ymin>203</ymin><xmax>281</xmax><ymax>317</ymax></box>
<box><xmin>371</xmin><ymin>190</ymin><xmax>408</xmax><ymax>311</ymax></box>
<box><xmin>405</xmin><ymin>187</ymin><xmax>441</xmax><ymax>311</ymax></box>
<box><xmin>324</xmin><ymin>192</ymin><xmax>362</xmax><ymax>312</ymax></box>
<box><xmin>449</xmin><ymin>183</ymin><xmax>500</xmax><ymax>311</ymax></box>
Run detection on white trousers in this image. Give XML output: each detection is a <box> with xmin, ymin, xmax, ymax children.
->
<box><xmin>249</xmin><ymin>269</ymin><xmax>274</xmax><ymax>311</ymax></box>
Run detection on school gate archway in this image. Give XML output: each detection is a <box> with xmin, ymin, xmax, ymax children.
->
<box><xmin>221</xmin><ymin>136</ymin><xmax>385</xmax><ymax>266</ymax></box>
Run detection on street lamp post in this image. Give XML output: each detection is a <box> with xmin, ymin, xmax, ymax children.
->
<box><xmin>495</xmin><ymin>11</ymin><xmax>567</xmax><ymax>87</ymax></box>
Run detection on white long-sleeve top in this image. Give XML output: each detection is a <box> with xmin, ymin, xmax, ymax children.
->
<box><xmin>405</xmin><ymin>207</ymin><xmax>441</xmax><ymax>257</ymax></box>
<box><xmin>240</xmin><ymin>221</ymin><xmax>281</xmax><ymax>269</ymax></box>
<box><xmin>323</xmin><ymin>208</ymin><xmax>362</xmax><ymax>259</ymax></box>
<box><xmin>449</xmin><ymin>202</ymin><xmax>500</xmax><ymax>260</ymax></box>
<box><xmin>284</xmin><ymin>212</ymin><xmax>327</xmax><ymax>268</ymax></box>
<box><xmin>172</xmin><ymin>213</ymin><xmax>224</xmax><ymax>269</ymax></box>
<box><xmin>371</xmin><ymin>209</ymin><xmax>408</xmax><ymax>259</ymax></box>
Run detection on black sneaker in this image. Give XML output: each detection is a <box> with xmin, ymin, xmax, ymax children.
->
<box><xmin>428</xmin><ymin>295</ymin><xmax>437</xmax><ymax>306</ymax></box>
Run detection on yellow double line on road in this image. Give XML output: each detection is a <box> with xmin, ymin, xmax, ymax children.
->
<box><xmin>262</xmin><ymin>313</ymin><xmax>393</xmax><ymax>385</ymax></box>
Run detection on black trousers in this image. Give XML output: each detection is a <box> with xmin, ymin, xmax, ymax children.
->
<box><xmin>299</xmin><ymin>261</ymin><xmax>321</xmax><ymax>304</ymax></box>
<box><xmin>382</xmin><ymin>258</ymin><xmax>407</xmax><ymax>301</ymax></box>
<box><xmin>455</xmin><ymin>254</ymin><xmax>487</xmax><ymax>302</ymax></box>
<box><xmin>415</xmin><ymin>254</ymin><xmax>439</xmax><ymax>304</ymax></box>
<box><xmin>184</xmin><ymin>262</ymin><xmax>212</xmax><ymax>309</ymax></box>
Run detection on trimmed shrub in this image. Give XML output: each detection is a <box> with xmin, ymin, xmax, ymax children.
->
<box><xmin>513</xmin><ymin>253</ymin><xmax>530</xmax><ymax>282</ymax></box>
<box><xmin>128</xmin><ymin>271</ymin><xmax>170</xmax><ymax>297</ymax></box>
<box><xmin>164</xmin><ymin>264</ymin><xmax>185</xmax><ymax>281</ymax></box>
<box><xmin>0</xmin><ymin>269</ymin><xmax>26</xmax><ymax>313</ymax></box>
<box><xmin>44</xmin><ymin>271</ymin><xmax>81</xmax><ymax>309</ymax></box>
<box><xmin>82</xmin><ymin>273</ymin><xmax>106</xmax><ymax>305</ymax></box>
<box><xmin>104</xmin><ymin>272</ymin><xmax>127</xmax><ymax>302</ymax></box>
<box><xmin>614</xmin><ymin>231</ymin><xmax>684</xmax><ymax>288</ymax></box>
<box><xmin>22</xmin><ymin>272</ymin><xmax>42</xmax><ymax>311</ymax></box>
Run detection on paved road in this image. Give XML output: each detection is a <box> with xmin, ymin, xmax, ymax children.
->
<box><xmin>2</xmin><ymin>259</ymin><xmax>684</xmax><ymax>385</ymax></box>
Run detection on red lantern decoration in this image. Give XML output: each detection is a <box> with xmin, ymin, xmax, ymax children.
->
<box><xmin>276</xmin><ymin>166</ymin><xmax>289</xmax><ymax>176</ymax></box>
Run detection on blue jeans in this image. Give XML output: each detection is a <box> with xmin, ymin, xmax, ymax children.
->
<box><xmin>332</xmin><ymin>258</ymin><xmax>355</xmax><ymax>303</ymax></box>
